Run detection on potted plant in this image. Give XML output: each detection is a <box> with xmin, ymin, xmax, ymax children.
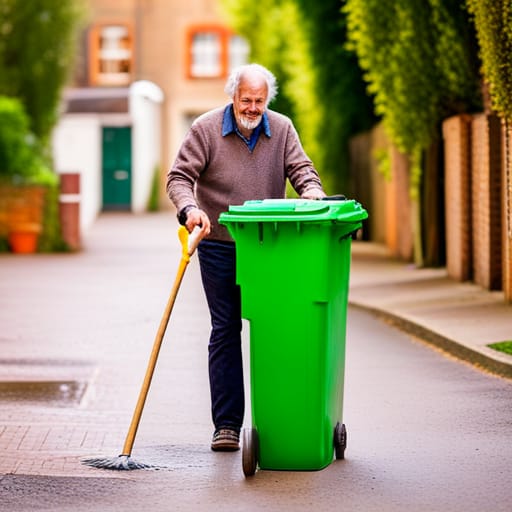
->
<box><xmin>0</xmin><ymin>96</ymin><xmax>57</xmax><ymax>253</ymax></box>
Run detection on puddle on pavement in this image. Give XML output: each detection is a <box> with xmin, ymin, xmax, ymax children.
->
<box><xmin>0</xmin><ymin>380</ymin><xmax>87</xmax><ymax>407</ymax></box>
<box><xmin>0</xmin><ymin>358</ymin><xmax>94</xmax><ymax>408</ymax></box>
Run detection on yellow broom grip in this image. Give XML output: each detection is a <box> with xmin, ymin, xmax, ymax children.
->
<box><xmin>178</xmin><ymin>225</ymin><xmax>203</xmax><ymax>260</ymax></box>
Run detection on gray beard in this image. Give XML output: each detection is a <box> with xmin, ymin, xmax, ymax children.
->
<box><xmin>238</xmin><ymin>115</ymin><xmax>262</xmax><ymax>131</ymax></box>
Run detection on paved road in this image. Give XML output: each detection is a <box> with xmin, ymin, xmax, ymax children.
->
<box><xmin>1</xmin><ymin>213</ymin><xmax>511</xmax><ymax>511</ymax></box>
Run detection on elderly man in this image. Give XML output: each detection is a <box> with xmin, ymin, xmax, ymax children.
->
<box><xmin>167</xmin><ymin>63</ymin><xmax>325</xmax><ymax>451</ymax></box>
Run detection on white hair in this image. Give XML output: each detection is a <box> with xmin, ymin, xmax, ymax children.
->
<box><xmin>224</xmin><ymin>63</ymin><xmax>278</xmax><ymax>107</ymax></box>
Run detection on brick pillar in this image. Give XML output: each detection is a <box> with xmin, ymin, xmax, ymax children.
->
<box><xmin>503</xmin><ymin>122</ymin><xmax>512</xmax><ymax>302</ymax></box>
<box><xmin>442</xmin><ymin>114</ymin><xmax>472</xmax><ymax>281</ymax></box>
<box><xmin>471</xmin><ymin>114</ymin><xmax>502</xmax><ymax>290</ymax></box>
<box><xmin>59</xmin><ymin>172</ymin><xmax>81</xmax><ymax>251</ymax></box>
<box><xmin>389</xmin><ymin>146</ymin><xmax>413</xmax><ymax>261</ymax></box>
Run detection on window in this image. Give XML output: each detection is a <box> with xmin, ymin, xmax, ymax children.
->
<box><xmin>228</xmin><ymin>35</ymin><xmax>250</xmax><ymax>71</ymax></box>
<box><xmin>187</xmin><ymin>26</ymin><xmax>249</xmax><ymax>79</ymax></box>
<box><xmin>191</xmin><ymin>32</ymin><xmax>222</xmax><ymax>77</ymax></box>
<box><xmin>89</xmin><ymin>23</ymin><xmax>134</xmax><ymax>86</ymax></box>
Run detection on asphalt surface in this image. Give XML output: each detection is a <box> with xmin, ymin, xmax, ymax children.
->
<box><xmin>0</xmin><ymin>211</ymin><xmax>510</xmax><ymax>485</ymax></box>
<box><xmin>2</xmin><ymin>303</ymin><xmax>511</xmax><ymax>512</ymax></box>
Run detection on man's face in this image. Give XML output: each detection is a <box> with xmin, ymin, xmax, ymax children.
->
<box><xmin>233</xmin><ymin>77</ymin><xmax>268</xmax><ymax>132</ymax></box>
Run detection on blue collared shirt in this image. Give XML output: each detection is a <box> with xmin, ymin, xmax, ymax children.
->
<box><xmin>222</xmin><ymin>104</ymin><xmax>271</xmax><ymax>152</ymax></box>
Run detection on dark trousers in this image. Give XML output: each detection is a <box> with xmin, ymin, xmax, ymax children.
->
<box><xmin>197</xmin><ymin>240</ymin><xmax>244</xmax><ymax>432</ymax></box>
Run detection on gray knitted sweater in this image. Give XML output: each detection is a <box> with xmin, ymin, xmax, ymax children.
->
<box><xmin>166</xmin><ymin>105</ymin><xmax>324</xmax><ymax>241</ymax></box>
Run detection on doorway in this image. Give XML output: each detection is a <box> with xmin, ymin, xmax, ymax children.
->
<box><xmin>102</xmin><ymin>126</ymin><xmax>132</xmax><ymax>211</ymax></box>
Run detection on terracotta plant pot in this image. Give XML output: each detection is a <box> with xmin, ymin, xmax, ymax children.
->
<box><xmin>8</xmin><ymin>223</ymin><xmax>41</xmax><ymax>254</ymax></box>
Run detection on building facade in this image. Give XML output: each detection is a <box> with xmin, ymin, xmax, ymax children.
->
<box><xmin>53</xmin><ymin>0</ymin><xmax>248</xmax><ymax>229</ymax></box>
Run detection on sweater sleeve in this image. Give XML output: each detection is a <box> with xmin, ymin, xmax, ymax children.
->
<box><xmin>166</xmin><ymin>124</ymin><xmax>208</xmax><ymax>212</ymax></box>
<box><xmin>283</xmin><ymin>121</ymin><xmax>325</xmax><ymax>196</ymax></box>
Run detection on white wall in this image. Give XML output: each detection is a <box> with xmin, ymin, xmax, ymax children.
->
<box><xmin>52</xmin><ymin>115</ymin><xmax>102</xmax><ymax>232</ymax></box>
<box><xmin>130</xmin><ymin>81</ymin><xmax>164</xmax><ymax>213</ymax></box>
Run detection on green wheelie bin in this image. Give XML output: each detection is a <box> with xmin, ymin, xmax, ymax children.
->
<box><xmin>218</xmin><ymin>197</ymin><xmax>367</xmax><ymax>476</ymax></box>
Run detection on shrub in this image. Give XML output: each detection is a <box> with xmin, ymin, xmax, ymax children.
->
<box><xmin>0</xmin><ymin>95</ymin><xmax>56</xmax><ymax>185</ymax></box>
<box><xmin>0</xmin><ymin>0</ymin><xmax>85</xmax><ymax>143</ymax></box>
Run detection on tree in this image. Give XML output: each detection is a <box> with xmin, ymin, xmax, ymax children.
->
<box><xmin>0</xmin><ymin>0</ymin><xmax>85</xmax><ymax>145</ymax></box>
<box><xmin>293</xmin><ymin>0</ymin><xmax>377</xmax><ymax>192</ymax></box>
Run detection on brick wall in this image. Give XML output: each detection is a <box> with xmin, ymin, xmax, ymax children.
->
<box><xmin>471</xmin><ymin>114</ymin><xmax>502</xmax><ymax>290</ymax></box>
<box><xmin>503</xmin><ymin>123</ymin><xmax>512</xmax><ymax>301</ymax></box>
<box><xmin>348</xmin><ymin>114</ymin><xmax>510</xmax><ymax>298</ymax></box>
<box><xmin>348</xmin><ymin>130</ymin><xmax>374</xmax><ymax>241</ymax></box>
<box><xmin>348</xmin><ymin>123</ymin><xmax>413</xmax><ymax>259</ymax></box>
<box><xmin>442</xmin><ymin>114</ymin><xmax>472</xmax><ymax>281</ymax></box>
<box><xmin>370</xmin><ymin>124</ymin><xmax>392</xmax><ymax>246</ymax></box>
<box><xmin>390</xmin><ymin>146</ymin><xmax>413</xmax><ymax>261</ymax></box>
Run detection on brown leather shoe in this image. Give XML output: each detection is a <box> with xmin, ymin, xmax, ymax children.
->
<box><xmin>211</xmin><ymin>428</ymin><xmax>240</xmax><ymax>451</ymax></box>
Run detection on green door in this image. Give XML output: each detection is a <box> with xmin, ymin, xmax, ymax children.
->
<box><xmin>102</xmin><ymin>127</ymin><xmax>132</xmax><ymax>211</ymax></box>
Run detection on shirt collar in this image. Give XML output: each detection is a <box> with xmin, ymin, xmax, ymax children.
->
<box><xmin>222</xmin><ymin>104</ymin><xmax>271</xmax><ymax>138</ymax></box>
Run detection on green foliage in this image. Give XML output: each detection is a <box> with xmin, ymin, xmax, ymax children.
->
<box><xmin>344</xmin><ymin>0</ymin><xmax>481</xmax><ymax>265</ymax></box>
<box><xmin>466</xmin><ymin>0</ymin><xmax>512</xmax><ymax>121</ymax></box>
<box><xmin>293</xmin><ymin>0</ymin><xmax>377</xmax><ymax>191</ymax></box>
<box><xmin>147</xmin><ymin>166</ymin><xmax>161</xmax><ymax>212</ymax></box>
<box><xmin>344</xmin><ymin>0</ymin><xmax>481</xmax><ymax>163</ymax></box>
<box><xmin>0</xmin><ymin>95</ymin><xmax>56</xmax><ymax>185</ymax></box>
<box><xmin>488</xmin><ymin>341</ymin><xmax>512</xmax><ymax>356</ymax></box>
<box><xmin>0</xmin><ymin>96</ymin><xmax>38</xmax><ymax>177</ymax></box>
<box><xmin>0</xmin><ymin>0</ymin><xmax>85</xmax><ymax>143</ymax></box>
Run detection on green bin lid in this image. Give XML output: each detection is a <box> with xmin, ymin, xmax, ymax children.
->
<box><xmin>219</xmin><ymin>198</ymin><xmax>367</xmax><ymax>224</ymax></box>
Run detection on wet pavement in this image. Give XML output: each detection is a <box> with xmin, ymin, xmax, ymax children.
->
<box><xmin>0</xmin><ymin>211</ymin><xmax>511</xmax><ymax>483</ymax></box>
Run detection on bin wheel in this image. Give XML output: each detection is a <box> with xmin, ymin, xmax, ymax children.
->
<box><xmin>334</xmin><ymin>422</ymin><xmax>347</xmax><ymax>460</ymax></box>
<box><xmin>242</xmin><ymin>427</ymin><xmax>258</xmax><ymax>477</ymax></box>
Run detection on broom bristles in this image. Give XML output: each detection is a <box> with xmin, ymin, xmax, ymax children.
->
<box><xmin>81</xmin><ymin>454</ymin><xmax>152</xmax><ymax>470</ymax></box>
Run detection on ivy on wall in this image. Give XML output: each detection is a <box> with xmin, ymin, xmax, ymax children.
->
<box><xmin>343</xmin><ymin>0</ymin><xmax>481</xmax><ymax>265</ymax></box>
<box><xmin>343</xmin><ymin>0</ymin><xmax>481</xmax><ymax>193</ymax></box>
<box><xmin>294</xmin><ymin>0</ymin><xmax>377</xmax><ymax>192</ymax></box>
<box><xmin>466</xmin><ymin>0</ymin><xmax>512</xmax><ymax>121</ymax></box>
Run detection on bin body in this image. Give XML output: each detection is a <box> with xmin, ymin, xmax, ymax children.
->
<box><xmin>219</xmin><ymin>198</ymin><xmax>367</xmax><ymax>470</ymax></box>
